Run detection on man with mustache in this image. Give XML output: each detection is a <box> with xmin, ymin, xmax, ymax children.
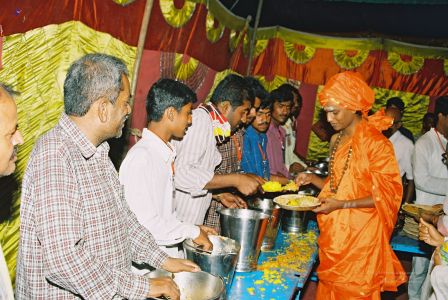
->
<box><xmin>241</xmin><ymin>91</ymin><xmax>274</xmax><ymax>180</ymax></box>
<box><xmin>0</xmin><ymin>83</ymin><xmax>24</xmax><ymax>300</ymax></box>
<box><xmin>266</xmin><ymin>88</ymin><xmax>293</xmax><ymax>183</ymax></box>
<box><xmin>16</xmin><ymin>54</ymin><xmax>199</xmax><ymax>300</ymax></box>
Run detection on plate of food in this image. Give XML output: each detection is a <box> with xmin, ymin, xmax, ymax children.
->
<box><xmin>401</xmin><ymin>203</ymin><xmax>443</xmax><ymax>219</ymax></box>
<box><xmin>273</xmin><ymin>194</ymin><xmax>321</xmax><ymax>211</ymax></box>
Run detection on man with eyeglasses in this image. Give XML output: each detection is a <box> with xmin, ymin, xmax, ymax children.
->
<box><xmin>408</xmin><ymin>96</ymin><xmax>448</xmax><ymax>300</ymax></box>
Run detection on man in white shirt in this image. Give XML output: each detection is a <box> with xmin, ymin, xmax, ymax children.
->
<box><xmin>408</xmin><ymin>96</ymin><xmax>448</xmax><ymax>300</ymax></box>
<box><xmin>0</xmin><ymin>83</ymin><xmax>24</xmax><ymax>300</ymax></box>
<box><xmin>384</xmin><ymin>106</ymin><xmax>415</xmax><ymax>203</ymax></box>
<box><xmin>173</xmin><ymin>74</ymin><xmax>263</xmax><ymax>225</ymax></box>
<box><xmin>120</xmin><ymin>79</ymin><xmax>215</xmax><ymax>258</ymax></box>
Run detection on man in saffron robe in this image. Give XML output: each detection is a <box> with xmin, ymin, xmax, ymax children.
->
<box><xmin>296</xmin><ymin>71</ymin><xmax>407</xmax><ymax>299</ymax></box>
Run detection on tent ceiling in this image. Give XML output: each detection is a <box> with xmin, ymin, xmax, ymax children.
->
<box><xmin>218</xmin><ymin>0</ymin><xmax>448</xmax><ymax>46</ymax></box>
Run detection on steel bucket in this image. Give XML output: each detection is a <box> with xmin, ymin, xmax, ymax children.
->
<box><xmin>247</xmin><ymin>197</ymin><xmax>282</xmax><ymax>251</ymax></box>
<box><xmin>183</xmin><ymin>235</ymin><xmax>240</xmax><ymax>292</ymax></box>
<box><xmin>149</xmin><ymin>270</ymin><xmax>226</xmax><ymax>300</ymax></box>
<box><xmin>218</xmin><ymin>208</ymin><xmax>270</xmax><ymax>272</ymax></box>
<box><xmin>281</xmin><ymin>210</ymin><xmax>309</xmax><ymax>233</ymax></box>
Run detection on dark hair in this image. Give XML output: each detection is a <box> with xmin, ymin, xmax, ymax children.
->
<box><xmin>210</xmin><ymin>74</ymin><xmax>254</xmax><ymax>108</ymax></box>
<box><xmin>0</xmin><ymin>83</ymin><xmax>20</xmax><ymax>98</ymax></box>
<box><xmin>423</xmin><ymin>113</ymin><xmax>435</xmax><ymax>121</ymax></box>
<box><xmin>386</xmin><ymin>97</ymin><xmax>405</xmax><ymax>112</ymax></box>
<box><xmin>245</xmin><ymin>77</ymin><xmax>269</xmax><ymax>101</ymax></box>
<box><xmin>146</xmin><ymin>79</ymin><xmax>196</xmax><ymax>122</ymax></box>
<box><xmin>259</xmin><ymin>95</ymin><xmax>273</xmax><ymax>110</ymax></box>
<box><xmin>278</xmin><ymin>83</ymin><xmax>302</xmax><ymax>108</ymax></box>
<box><xmin>434</xmin><ymin>96</ymin><xmax>448</xmax><ymax>125</ymax></box>
<box><xmin>269</xmin><ymin>88</ymin><xmax>293</xmax><ymax>104</ymax></box>
<box><xmin>64</xmin><ymin>53</ymin><xmax>129</xmax><ymax>117</ymax></box>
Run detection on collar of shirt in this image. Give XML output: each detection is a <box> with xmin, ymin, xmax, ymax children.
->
<box><xmin>268</xmin><ymin>121</ymin><xmax>286</xmax><ymax>140</ymax></box>
<box><xmin>389</xmin><ymin>130</ymin><xmax>401</xmax><ymax>144</ymax></box>
<box><xmin>246</xmin><ymin>125</ymin><xmax>267</xmax><ymax>144</ymax></box>
<box><xmin>141</xmin><ymin>128</ymin><xmax>176</xmax><ymax>163</ymax></box>
<box><xmin>59</xmin><ymin>113</ymin><xmax>109</xmax><ymax>159</ymax></box>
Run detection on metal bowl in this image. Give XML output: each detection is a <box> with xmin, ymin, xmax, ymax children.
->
<box><xmin>149</xmin><ymin>270</ymin><xmax>226</xmax><ymax>300</ymax></box>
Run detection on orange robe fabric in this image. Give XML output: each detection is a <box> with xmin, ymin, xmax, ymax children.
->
<box><xmin>316</xmin><ymin>119</ymin><xmax>407</xmax><ymax>299</ymax></box>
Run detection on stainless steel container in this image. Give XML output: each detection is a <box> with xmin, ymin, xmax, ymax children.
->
<box><xmin>219</xmin><ymin>208</ymin><xmax>270</xmax><ymax>272</ymax></box>
<box><xmin>247</xmin><ymin>198</ymin><xmax>282</xmax><ymax>251</ymax></box>
<box><xmin>280</xmin><ymin>191</ymin><xmax>313</xmax><ymax>233</ymax></box>
<box><xmin>149</xmin><ymin>270</ymin><xmax>226</xmax><ymax>300</ymax></box>
<box><xmin>281</xmin><ymin>210</ymin><xmax>309</xmax><ymax>233</ymax></box>
<box><xmin>183</xmin><ymin>235</ymin><xmax>240</xmax><ymax>292</ymax></box>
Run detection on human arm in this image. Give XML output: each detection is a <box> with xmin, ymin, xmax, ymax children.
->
<box><xmin>295</xmin><ymin>172</ymin><xmax>326</xmax><ymax>190</ymax></box>
<box><xmin>213</xmin><ymin>192</ymin><xmax>247</xmax><ymax>209</ymax></box>
<box><xmin>119</xmin><ymin>148</ymin><xmax>200</xmax><ymax>246</ymax></box>
<box><xmin>313</xmin><ymin>196</ymin><xmax>375</xmax><ymax>214</ymax></box>
<box><xmin>271</xmin><ymin>174</ymin><xmax>290</xmax><ymax>185</ymax></box>
<box><xmin>204</xmin><ymin>173</ymin><xmax>263</xmax><ymax>196</ymax></box>
<box><xmin>419</xmin><ymin>218</ymin><xmax>445</xmax><ymax>247</ymax></box>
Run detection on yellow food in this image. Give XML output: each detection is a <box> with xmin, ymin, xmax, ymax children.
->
<box><xmin>282</xmin><ymin>181</ymin><xmax>298</xmax><ymax>192</ymax></box>
<box><xmin>258</xmin><ymin>231</ymin><xmax>318</xmax><ymax>284</ymax></box>
<box><xmin>262</xmin><ymin>181</ymin><xmax>283</xmax><ymax>192</ymax></box>
<box><xmin>287</xmin><ymin>196</ymin><xmax>319</xmax><ymax>207</ymax></box>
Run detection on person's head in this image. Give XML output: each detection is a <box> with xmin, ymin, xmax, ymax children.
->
<box><xmin>386</xmin><ymin>97</ymin><xmax>405</xmax><ymax>114</ymax></box>
<box><xmin>422</xmin><ymin>112</ymin><xmax>435</xmax><ymax>134</ymax></box>
<box><xmin>251</xmin><ymin>96</ymin><xmax>272</xmax><ymax>133</ymax></box>
<box><xmin>0</xmin><ymin>84</ymin><xmax>24</xmax><ymax>177</ymax></box>
<box><xmin>245</xmin><ymin>77</ymin><xmax>268</xmax><ymax>124</ymax></box>
<box><xmin>210</xmin><ymin>74</ymin><xmax>254</xmax><ymax>131</ymax></box>
<box><xmin>64</xmin><ymin>53</ymin><xmax>131</xmax><ymax>140</ymax></box>
<box><xmin>319</xmin><ymin>71</ymin><xmax>374</xmax><ymax>133</ymax></box>
<box><xmin>383</xmin><ymin>106</ymin><xmax>402</xmax><ymax>138</ymax></box>
<box><xmin>434</xmin><ymin>96</ymin><xmax>448</xmax><ymax>138</ymax></box>
<box><xmin>270</xmin><ymin>88</ymin><xmax>292</xmax><ymax>126</ymax></box>
<box><xmin>146</xmin><ymin>79</ymin><xmax>196</xmax><ymax>139</ymax></box>
<box><xmin>278</xmin><ymin>83</ymin><xmax>302</xmax><ymax>118</ymax></box>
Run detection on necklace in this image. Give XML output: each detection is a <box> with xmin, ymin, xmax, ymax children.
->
<box><xmin>329</xmin><ymin>132</ymin><xmax>353</xmax><ymax>194</ymax></box>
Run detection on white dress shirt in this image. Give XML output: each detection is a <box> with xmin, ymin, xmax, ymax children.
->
<box><xmin>119</xmin><ymin>129</ymin><xmax>199</xmax><ymax>250</ymax></box>
<box><xmin>172</xmin><ymin>109</ymin><xmax>222</xmax><ymax>225</ymax></box>
<box><xmin>0</xmin><ymin>246</ymin><xmax>14</xmax><ymax>300</ymax></box>
<box><xmin>412</xmin><ymin>128</ymin><xmax>448</xmax><ymax>205</ymax></box>
<box><xmin>389</xmin><ymin>130</ymin><xmax>414</xmax><ymax>180</ymax></box>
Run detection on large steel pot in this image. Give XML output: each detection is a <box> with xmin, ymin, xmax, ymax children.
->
<box><xmin>183</xmin><ymin>235</ymin><xmax>240</xmax><ymax>292</ymax></box>
<box><xmin>149</xmin><ymin>270</ymin><xmax>226</xmax><ymax>300</ymax></box>
<box><xmin>219</xmin><ymin>208</ymin><xmax>270</xmax><ymax>272</ymax></box>
<box><xmin>246</xmin><ymin>197</ymin><xmax>282</xmax><ymax>251</ymax></box>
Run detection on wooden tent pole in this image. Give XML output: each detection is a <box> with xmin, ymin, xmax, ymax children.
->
<box><xmin>246</xmin><ymin>0</ymin><xmax>264</xmax><ymax>76</ymax></box>
<box><xmin>122</xmin><ymin>0</ymin><xmax>154</xmax><ymax>160</ymax></box>
<box><xmin>129</xmin><ymin>0</ymin><xmax>154</xmax><ymax>111</ymax></box>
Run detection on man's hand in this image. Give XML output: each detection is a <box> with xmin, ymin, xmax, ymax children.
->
<box><xmin>233</xmin><ymin>174</ymin><xmax>264</xmax><ymax>195</ymax></box>
<box><xmin>312</xmin><ymin>198</ymin><xmax>342</xmax><ymax>214</ymax></box>
<box><xmin>147</xmin><ymin>277</ymin><xmax>180</xmax><ymax>300</ymax></box>
<box><xmin>216</xmin><ymin>193</ymin><xmax>247</xmax><ymax>209</ymax></box>
<box><xmin>192</xmin><ymin>226</ymin><xmax>216</xmax><ymax>251</ymax></box>
<box><xmin>434</xmin><ymin>247</ymin><xmax>442</xmax><ymax>266</ymax></box>
<box><xmin>162</xmin><ymin>257</ymin><xmax>200</xmax><ymax>273</ymax></box>
<box><xmin>295</xmin><ymin>172</ymin><xmax>314</xmax><ymax>188</ymax></box>
<box><xmin>419</xmin><ymin>218</ymin><xmax>444</xmax><ymax>247</ymax></box>
<box><xmin>199</xmin><ymin>225</ymin><xmax>218</xmax><ymax>235</ymax></box>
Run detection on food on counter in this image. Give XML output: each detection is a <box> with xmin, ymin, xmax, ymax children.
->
<box><xmin>262</xmin><ymin>181</ymin><xmax>283</xmax><ymax>192</ymax></box>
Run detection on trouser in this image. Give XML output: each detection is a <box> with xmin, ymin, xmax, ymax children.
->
<box><xmin>408</xmin><ymin>256</ymin><xmax>430</xmax><ymax>300</ymax></box>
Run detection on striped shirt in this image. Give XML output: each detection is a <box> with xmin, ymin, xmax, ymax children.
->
<box><xmin>173</xmin><ymin>109</ymin><xmax>222</xmax><ymax>225</ymax></box>
<box><xmin>16</xmin><ymin>114</ymin><xmax>168</xmax><ymax>299</ymax></box>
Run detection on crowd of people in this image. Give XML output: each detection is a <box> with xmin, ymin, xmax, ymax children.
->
<box><xmin>0</xmin><ymin>53</ymin><xmax>447</xmax><ymax>299</ymax></box>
